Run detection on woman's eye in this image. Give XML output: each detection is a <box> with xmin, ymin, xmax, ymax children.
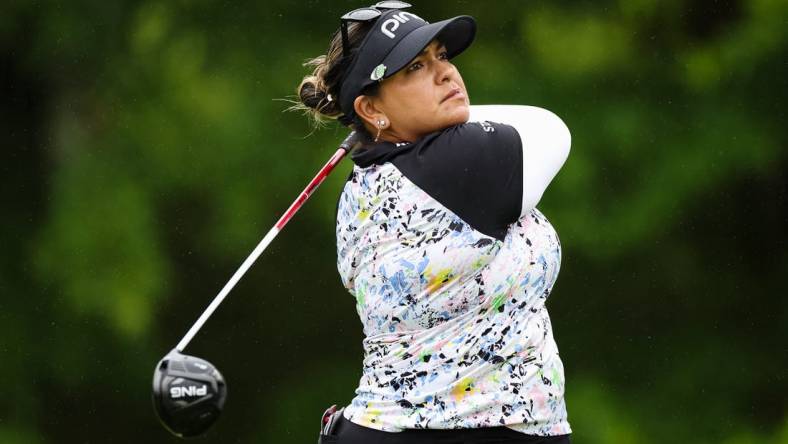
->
<box><xmin>408</xmin><ymin>51</ymin><xmax>449</xmax><ymax>72</ymax></box>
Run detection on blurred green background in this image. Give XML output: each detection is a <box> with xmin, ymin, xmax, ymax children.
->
<box><xmin>2</xmin><ymin>0</ymin><xmax>786</xmax><ymax>442</ymax></box>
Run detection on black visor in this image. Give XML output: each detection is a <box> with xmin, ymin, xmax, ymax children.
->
<box><xmin>339</xmin><ymin>10</ymin><xmax>476</xmax><ymax>124</ymax></box>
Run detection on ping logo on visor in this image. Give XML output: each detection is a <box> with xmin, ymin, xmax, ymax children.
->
<box><xmin>380</xmin><ymin>11</ymin><xmax>423</xmax><ymax>38</ymax></box>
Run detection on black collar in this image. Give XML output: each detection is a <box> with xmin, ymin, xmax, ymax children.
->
<box><xmin>350</xmin><ymin>140</ymin><xmax>413</xmax><ymax>168</ymax></box>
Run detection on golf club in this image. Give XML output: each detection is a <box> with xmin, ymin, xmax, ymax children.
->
<box><xmin>152</xmin><ymin>131</ymin><xmax>362</xmax><ymax>438</ymax></box>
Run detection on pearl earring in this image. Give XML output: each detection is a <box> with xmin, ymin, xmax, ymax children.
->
<box><xmin>374</xmin><ymin>119</ymin><xmax>386</xmax><ymax>142</ymax></box>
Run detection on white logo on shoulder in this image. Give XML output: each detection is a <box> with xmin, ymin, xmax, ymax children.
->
<box><xmin>479</xmin><ymin>121</ymin><xmax>496</xmax><ymax>133</ymax></box>
<box><xmin>380</xmin><ymin>12</ymin><xmax>423</xmax><ymax>39</ymax></box>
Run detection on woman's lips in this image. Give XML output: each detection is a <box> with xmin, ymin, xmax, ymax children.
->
<box><xmin>442</xmin><ymin>89</ymin><xmax>465</xmax><ymax>103</ymax></box>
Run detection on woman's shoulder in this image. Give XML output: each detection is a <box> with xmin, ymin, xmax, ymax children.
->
<box><xmin>423</xmin><ymin>119</ymin><xmax>522</xmax><ymax>153</ymax></box>
<box><xmin>395</xmin><ymin>119</ymin><xmax>523</xmax><ymax>188</ymax></box>
<box><xmin>468</xmin><ymin>104</ymin><xmax>568</xmax><ymax>127</ymax></box>
<box><xmin>466</xmin><ymin>105</ymin><xmax>571</xmax><ymax>150</ymax></box>
<box><xmin>440</xmin><ymin>118</ymin><xmax>519</xmax><ymax>135</ymax></box>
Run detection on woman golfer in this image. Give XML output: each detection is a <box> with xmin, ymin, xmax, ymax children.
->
<box><xmin>295</xmin><ymin>2</ymin><xmax>572</xmax><ymax>443</ymax></box>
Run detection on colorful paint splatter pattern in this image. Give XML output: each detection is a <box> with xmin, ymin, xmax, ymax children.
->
<box><xmin>336</xmin><ymin>162</ymin><xmax>571</xmax><ymax>436</ymax></box>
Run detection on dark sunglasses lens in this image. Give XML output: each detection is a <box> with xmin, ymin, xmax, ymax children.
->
<box><xmin>342</xmin><ymin>8</ymin><xmax>381</xmax><ymax>21</ymax></box>
<box><xmin>374</xmin><ymin>1</ymin><xmax>412</xmax><ymax>9</ymax></box>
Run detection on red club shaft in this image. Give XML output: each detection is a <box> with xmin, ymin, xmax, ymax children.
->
<box><xmin>176</xmin><ymin>132</ymin><xmax>360</xmax><ymax>352</ymax></box>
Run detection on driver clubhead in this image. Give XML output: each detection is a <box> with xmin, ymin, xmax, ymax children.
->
<box><xmin>152</xmin><ymin>350</ymin><xmax>227</xmax><ymax>438</ymax></box>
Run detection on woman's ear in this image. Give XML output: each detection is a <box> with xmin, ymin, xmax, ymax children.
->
<box><xmin>354</xmin><ymin>95</ymin><xmax>387</xmax><ymax>129</ymax></box>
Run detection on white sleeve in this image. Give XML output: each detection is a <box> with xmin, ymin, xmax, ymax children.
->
<box><xmin>467</xmin><ymin>105</ymin><xmax>571</xmax><ymax>214</ymax></box>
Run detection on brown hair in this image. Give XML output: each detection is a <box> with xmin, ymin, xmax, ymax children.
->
<box><xmin>291</xmin><ymin>22</ymin><xmax>381</xmax><ymax>139</ymax></box>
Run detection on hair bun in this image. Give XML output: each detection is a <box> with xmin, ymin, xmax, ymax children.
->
<box><xmin>297</xmin><ymin>72</ymin><xmax>342</xmax><ymax>119</ymax></box>
<box><xmin>289</xmin><ymin>21</ymin><xmax>377</xmax><ymax>133</ymax></box>
<box><xmin>299</xmin><ymin>77</ymin><xmax>326</xmax><ymax>110</ymax></box>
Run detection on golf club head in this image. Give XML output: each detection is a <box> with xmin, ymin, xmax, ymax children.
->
<box><xmin>152</xmin><ymin>350</ymin><xmax>226</xmax><ymax>438</ymax></box>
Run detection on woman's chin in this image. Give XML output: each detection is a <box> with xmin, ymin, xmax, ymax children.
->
<box><xmin>444</xmin><ymin>102</ymin><xmax>470</xmax><ymax>125</ymax></box>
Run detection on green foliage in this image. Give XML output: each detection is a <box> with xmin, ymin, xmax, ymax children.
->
<box><xmin>1</xmin><ymin>0</ymin><xmax>785</xmax><ymax>442</ymax></box>
<box><xmin>565</xmin><ymin>377</ymin><xmax>640</xmax><ymax>444</ymax></box>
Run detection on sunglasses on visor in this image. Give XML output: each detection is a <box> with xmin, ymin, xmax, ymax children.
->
<box><xmin>340</xmin><ymin>1</ymin><xmax>413</xmax><ymax>58</ymax></box>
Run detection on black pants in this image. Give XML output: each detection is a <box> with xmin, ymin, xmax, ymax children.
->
<box><xmin>321</xmin><ymin>413</ymin><xmax>572</xmax><ymax>444</ymax></box>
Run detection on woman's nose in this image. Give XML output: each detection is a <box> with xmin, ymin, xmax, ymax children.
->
<box><xmin>436</xmin><ymin>61</ymin><xmax>454</xmax><ymax>84</ymax></box>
